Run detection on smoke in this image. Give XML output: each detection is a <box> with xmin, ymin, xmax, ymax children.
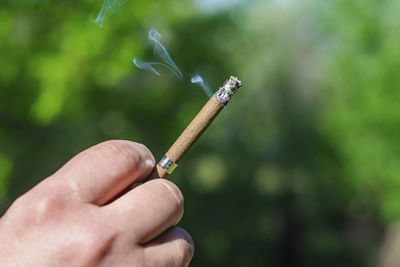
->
<box><xmin>93</xmin><ymin>0</ymin><xmax>128</xmax><ymax>28</ymax></box>
<box><xmin>191</xmin><ymin>74</ymin><xmax>213</xmax><ymax>98</ymax></box>
<box><xmin>134</xmin><ymin>29</ymin><xmax>213</xmax><ymax>98</ymax></box>
<box><xmin>134</xmin><ymin>29</ymin><xmax>183</xmax><ymax>79</ymax></box>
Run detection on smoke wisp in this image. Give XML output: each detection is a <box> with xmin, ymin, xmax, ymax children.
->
<box><xmin>134</xmin><ymin>29</ymin><xmax>213</xmax><ymax>98</ymax></box>
<box><xmin>191</xmin><ymin>74</ymin><xmax>213</xmax><ymax>98</ymax></box>
<box><xmin>93</xmin><ymin>0</ymin><xmax>128</xmax><ymax>28</ymax></box>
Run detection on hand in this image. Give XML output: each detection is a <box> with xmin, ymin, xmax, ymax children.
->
<box><xmin>0</xmin><ymin>140</ymin><xmax>194</xmax><ymax>266</ymax></box>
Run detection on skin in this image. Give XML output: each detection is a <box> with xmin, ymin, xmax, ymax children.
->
<box><xmin>0</xmin><ymin>140</ymin><xmax>194</xmax><ymax>267</ymax></box>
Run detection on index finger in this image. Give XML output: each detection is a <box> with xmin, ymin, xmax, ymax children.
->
<box><xmin>52</xmin><ymin>140</ymin><xmax>155</xmax><ymax>205</ymax></box>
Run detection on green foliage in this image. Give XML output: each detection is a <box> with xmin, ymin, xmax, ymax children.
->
<box><xmin>0</xmin><ymin>153</ymin><xmax>13</xmax><ymax>199</ymax></box>
<box><xmin>1</xmin><ymin>0</ymin><xmax>399</xmax><ymax>266</ymax></box>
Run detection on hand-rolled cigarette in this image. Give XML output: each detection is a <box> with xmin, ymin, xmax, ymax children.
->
<box><xmin>148</xmin><ymin>76</ymin><xmax>243</xmax><ymax>179</ymax></box>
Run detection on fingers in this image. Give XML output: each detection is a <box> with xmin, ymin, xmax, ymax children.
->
<box><xmin>52</xmin><ymin>140</ymin><xmax>155</xmax><ymax>205</ymax></box>
<box><xmin>105</xmin><ymin>179</ymin><xmax>184</xmax><ymax>243</ymax></box>
<box><xmin>142</xmin><ymin>227</ymin><xmax>194</xmax><ymax>267</ymax></box>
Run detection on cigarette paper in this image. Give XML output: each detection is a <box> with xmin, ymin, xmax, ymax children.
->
<box><xmin>148</xmin><ymin>76</ymin><xmax>242</xmax><ymax>179</ymax></box>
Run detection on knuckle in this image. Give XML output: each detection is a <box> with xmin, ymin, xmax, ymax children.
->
<box><xmin>63</xmin><ymin>226</ymin><xmax>114</xmax><ymax>266</ymax></box>
<box><xmin>9</xmin><ymin>194</ymin><xmax>63</xmax><ymax>225</ymax></box>
<box><xmin>31</xmin><ymin>195</ymin><xmax>63</xmax><ymax>223</ymax></box>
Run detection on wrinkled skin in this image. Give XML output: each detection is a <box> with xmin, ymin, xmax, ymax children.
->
<box><xmin>0</xmin><ymin>140</ymin><xmax>194</xmax><ymax>267</ymax></box>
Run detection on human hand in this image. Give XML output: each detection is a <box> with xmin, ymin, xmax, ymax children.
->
<box><xmin>0</xmin><ymin>140</ymin><xmax>194</xmax><ymax>266</ymax></box>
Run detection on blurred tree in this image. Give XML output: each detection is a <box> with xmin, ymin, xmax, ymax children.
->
<box><xmin>1</xmin><ymin>0</ymin><xmax>399</xmax><ymax>266</ymax></box>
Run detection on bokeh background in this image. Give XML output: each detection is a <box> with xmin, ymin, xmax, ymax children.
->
<box><xmin>1</xmin><ymin>0</ymin><xmax>400</xmax><ymax>266</ymax></box>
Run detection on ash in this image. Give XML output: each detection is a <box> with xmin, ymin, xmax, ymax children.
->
<box><xmin>215</xmin><ymin>76</ymin><xmax>243</xmax><ymax>105</ymax></box>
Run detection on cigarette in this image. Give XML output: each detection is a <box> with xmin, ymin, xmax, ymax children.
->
<box><xmin>148</xmin><ymin>76</ymin><xmax>243</xmax><ymax>179</ymax></box>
